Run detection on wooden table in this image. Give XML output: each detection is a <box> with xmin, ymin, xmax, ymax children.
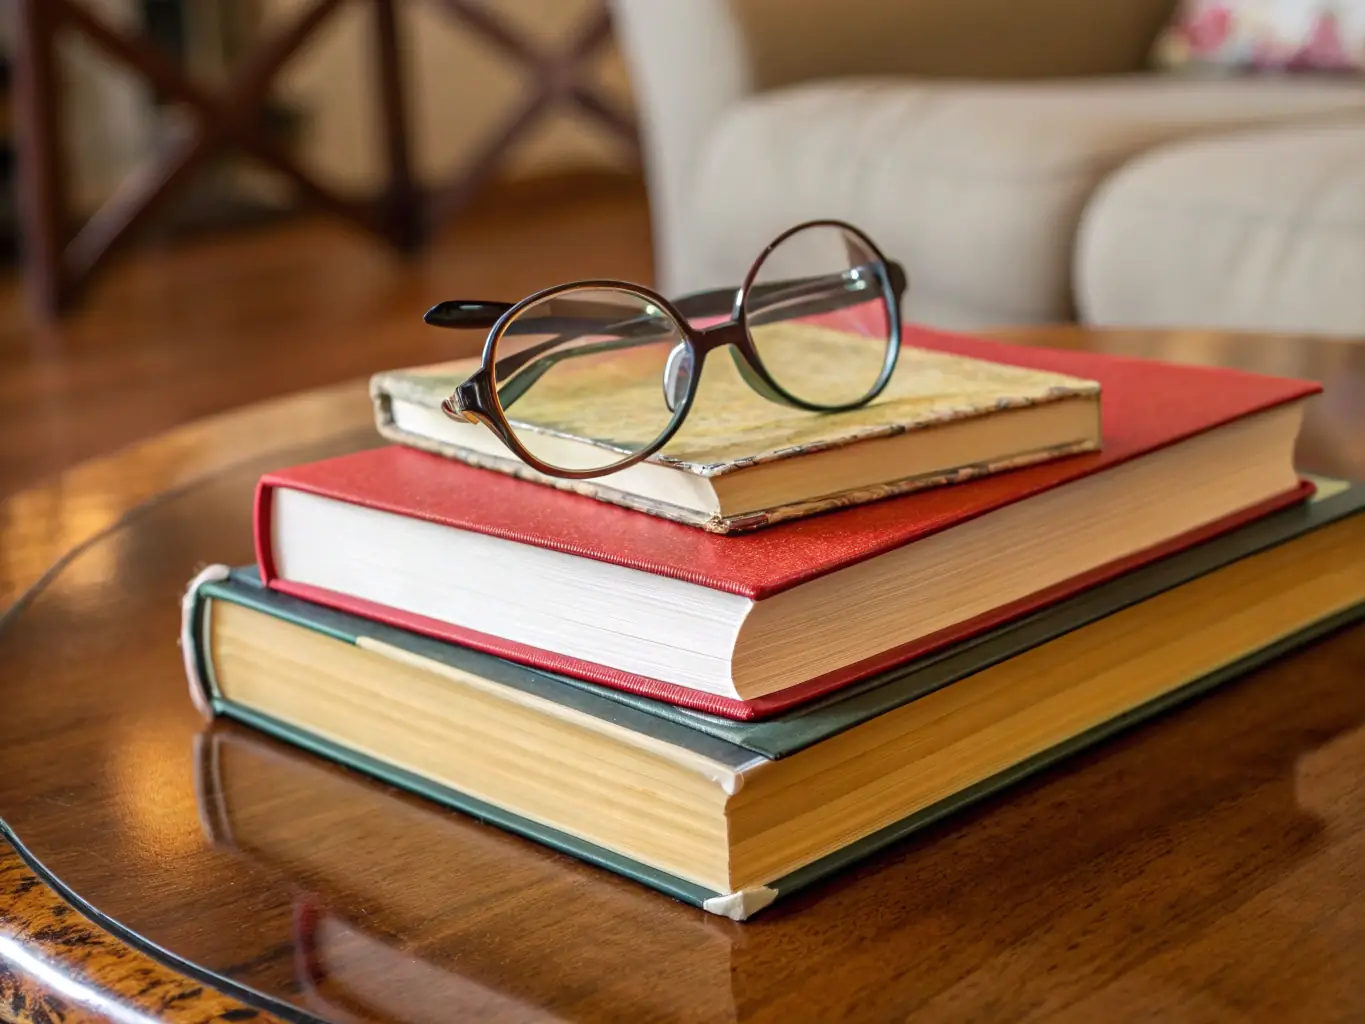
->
<box><xmin>2</xmin><ymin>327</ymin><xmax>1364</xmax><ymax>1023</ymax></box>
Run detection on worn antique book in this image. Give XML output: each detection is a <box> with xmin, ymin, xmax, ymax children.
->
<box><xmin>260</xmin><ymin>341</ymin><xmax>1318</xmax><ymax>717</ymax></box>
<box><xmin>185</xmin><ymin>480</ymin><xmax>1365</xmax><ymax>919</ymax></box>
<box><xmin>371</xmin><ymin>325</ymin><xmax>1104</xmax><ymax>532</ymax></box>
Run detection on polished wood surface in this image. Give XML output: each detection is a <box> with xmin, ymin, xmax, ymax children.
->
<box><xmin>2</xmin><ymin>327</ymin><xmax>1365</xmax><ymax>1022</ymax></box>
<box><xmin>0</xmin><ymin>176</ymin><xmax>653</xmax><ymax>499</ymax></box>
<box><xmin>0</xmin><ymin>841</ymin><xmax>284</xmax><ymax>1023</ymax></box>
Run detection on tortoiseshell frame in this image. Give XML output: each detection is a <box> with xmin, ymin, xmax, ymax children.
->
<box><xmin>439</xmin><ymin>219</ymin><xmax>905</xmax><ymax>480</ymax></box>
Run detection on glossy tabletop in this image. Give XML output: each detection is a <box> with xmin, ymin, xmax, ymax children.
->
<box><xmin>3</xmin><ymin>327</ymin><xmax>1365</xmax><ymax>1023</ymax></box>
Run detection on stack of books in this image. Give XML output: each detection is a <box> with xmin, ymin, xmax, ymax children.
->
<box><xmin>182</xmin><ymin>323</ymin><xmax>1365</xmax><ymax>920</ymax></box>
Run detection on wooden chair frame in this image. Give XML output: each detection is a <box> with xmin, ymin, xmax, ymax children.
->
<box><xmin>11</xmin><ymin>0</ymin><xmax>637</xmax><ymax>320</ymax></box>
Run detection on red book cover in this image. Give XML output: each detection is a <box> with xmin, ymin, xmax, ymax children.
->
<box><xmin>255</xmin><ymin>328</ymin><xmax>1319</xmax><ymax>719</ymax></box>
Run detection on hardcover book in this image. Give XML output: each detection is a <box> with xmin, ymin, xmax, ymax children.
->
<box><xmin>261</xmin><ymin>336</ymin><xmax>1319</xmax><ymax>718</ymax></box>
<box><xmin>185</xmin><ymin>480</ymin><xmax>1365</xmax><ymax>919</ymax></box>
<box><xmin>371</xmin><ymin>324</ymin><xmax>1105</xmax><ymax>532</ymax></box>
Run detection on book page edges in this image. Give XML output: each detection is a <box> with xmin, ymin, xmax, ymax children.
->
<box><xmin>757</xmin><ymin>596</ymin><xmax>1365</xmax><ymax>909</ymax></box>
<box><xmin>355</xmin><ymin>636</ymin><xmax>757</xmax><ymax>794</ymax></box>
<box><xmin>180</xmin><ymin>579</ymin><xmax>1365</xmax><ymax>922</ymax></box>
<box><xmin>373</xmin><ymin>395</ymin><xmax>724</xmax><ymax>530</ymax></box>
<box><xmin>373</xmin><ymin>387</ymin><xmax>1099</xmax><ymax>534</ymax></box>
<box><xmin>207</xmin><ymin>698</ymin><xmax>727</xmax><ymax>912</ymax></box>
<box><xmin>181</xmin><ymin>563</ymin><xmax>231</xmax><ymax>719</ymax></box>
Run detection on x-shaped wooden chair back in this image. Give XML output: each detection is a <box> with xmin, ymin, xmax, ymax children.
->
<box><xmin>12</xmin><ymin>0</ymin><xmax>637</xmax><ymax>320</ymax></box>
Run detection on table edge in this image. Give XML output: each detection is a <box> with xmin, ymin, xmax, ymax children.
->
<box><xmin>0</xmin><ymin>824</ymin><xmax>307</xmax><ymax>1023</ymax></box>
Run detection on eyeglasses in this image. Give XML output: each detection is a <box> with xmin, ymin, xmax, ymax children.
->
<box><xmin>423</xmin><ymin>219</ymin><xmax>906</xmax><ymax>479</ymax></box>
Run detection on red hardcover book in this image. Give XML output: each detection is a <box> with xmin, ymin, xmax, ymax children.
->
<box><xmin>256</xmin><ymin>329</ymin><xmax>1318</xmax><ymax>719</ymax></box>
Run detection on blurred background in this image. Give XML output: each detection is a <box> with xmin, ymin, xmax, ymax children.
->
<box><xmin>1</xmin><ymin>0</ymin><xmax>1362</xmax><ymax>496</ymax></box>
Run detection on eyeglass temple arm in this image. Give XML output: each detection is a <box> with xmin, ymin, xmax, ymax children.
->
<box><xmin>422</xmin><ymin>300</ymin><xmax>514</xmax><ymax>329</ymax></box>
<box><xmin>421</xmin><ymin>259</ymin><xmax>904</xmax><ymax>334</ymax></box>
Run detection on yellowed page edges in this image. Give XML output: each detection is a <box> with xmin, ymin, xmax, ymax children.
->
<box><xmin>703</xmin><ymin>887</ymin><xmax>778</xmax><ymax>921</ymax></box>
<box><xmin>181</xmin><ymin>563</ymin><xmax>232</xmax><ymax>719</ymax></box>
<box><xmin>354</xmin><ymin>636</ymin><xmax>750</xmax><ymax>795</ymax></box>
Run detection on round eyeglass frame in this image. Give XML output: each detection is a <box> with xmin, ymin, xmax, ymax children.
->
<box><xmin>442</xmin><ymin>218</ymin><xmax>904</xmax><ymax>480</ymax></box>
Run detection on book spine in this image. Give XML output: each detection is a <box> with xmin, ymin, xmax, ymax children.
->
<box><xmin>252</xmin><ymin>478</ymin><xmax>279</xmax><ymax>584</ymax></box>
<box><xmin>180</xmin><ymin>563</ymin><xmax>232</xmax><ymax>719</ymax></box>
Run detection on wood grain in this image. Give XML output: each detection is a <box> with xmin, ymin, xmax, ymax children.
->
<box><xmin>0</xmin><ymin>174</ymin><xmax>653</xmax><ymax>500</ymax></box>
<box><xmin>0</xmin><ymin>836</ymin><xmax>284</xmax><ymax>1023</ymax></box>
<box><xmin>0</xmin><ymin>322</ymin><xmax>1363</xmax><ymax>1022</ymax></box>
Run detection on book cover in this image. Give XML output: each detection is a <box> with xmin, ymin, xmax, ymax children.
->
<box><xmin>372</xmin><ymin>323</ymin><xmax>1104</xmax><ymax>532</ymax></box>
<box><xmin>271</xmin><ymin>334</ymin><xmax>1320</xmax><ymax>602</ymax></box>
<box><xmin>261</xmin><ymin>334</ymin><xmax>1318</xmax><ymax>718</ymax></box>
<box><xmin>184</xmin><ymin>481</ymin><xmax>1365</xmax><ymax>919</ymax></box>
<box><xmin>201</xmin><ymin>479</ymin><xmax>1365</xmax><ymax>757</ymax></box>
<box><xmin>258</xmin><ymin>485</ymin><xmax>1310</xmax><ymax>720</ymax></box>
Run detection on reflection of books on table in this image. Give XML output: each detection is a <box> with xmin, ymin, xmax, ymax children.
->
<box><xmin>293</xmin><ymin>900</ymin><xmax>565</xmax><ymax>1024</ymax></box>
<box><xmin>194</xmin><ymin>726</ymin><xmax>742</xmax><ymax>1021</ymax></box>
<box><xmin>185</xmin><ymin>481</ymin><xmax>1365</xmax><ymax>919</ymax></box>
<box><xmin>371</xmin><ymin>326</ymin><xmax>1105</xmax><ymax>531</ymax></box>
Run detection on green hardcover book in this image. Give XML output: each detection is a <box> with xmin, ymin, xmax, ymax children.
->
<box><xmin>182</xmin><ymin>480</ymin><xmax>1365</xmax><ymax>919</ymax></box>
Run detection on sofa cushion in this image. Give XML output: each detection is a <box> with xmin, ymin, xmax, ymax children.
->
<box><xmin>686</xmin><ymin>76</ymin><xmax>1365</xmax><ymax>328</ymax></box>
<box><xmin>1076</xmin><ymin>120</ymin><xmax>1365</xmax><ymax>337</ymax></box>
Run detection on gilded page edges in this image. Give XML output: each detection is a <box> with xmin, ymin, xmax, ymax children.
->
<box><xmin>180</xmin><ymin>563</ymin><xmax>232</xmax><ymax>719</ymax></box>
<box><xmin>702</xmin><ymin>886</ymin><xmax>779</xmax><ymax>921</ymax></box>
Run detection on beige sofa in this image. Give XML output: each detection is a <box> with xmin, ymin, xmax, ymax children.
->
<box><xmin>609</xmin><ymin>0</ymin><xmax>1365</xmax><ymax>337</ymax></box>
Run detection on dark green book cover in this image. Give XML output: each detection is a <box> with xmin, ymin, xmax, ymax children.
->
<box><xmin>182</xmin><ymin>479</ymin><xmax>1365</xmax><ymax>919</ymax></box>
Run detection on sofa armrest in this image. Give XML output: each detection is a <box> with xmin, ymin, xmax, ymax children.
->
<box><xmin>726</xmin><ymin>0</ymin><xmax>1179</xmax><ymax>87</ymax></box>
<box><xmin>610</xmin><ymin>0</ymin><xmax>1179</xmax><ymax>294</ymax></box>
<box><xmin>609</xmin><ymin>0</ymin><xmax>753</xmax><ymax>294</ymax></box>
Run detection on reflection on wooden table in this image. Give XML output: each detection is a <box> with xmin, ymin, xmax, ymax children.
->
<box><xmin>196</xmin><ymin>723</ymin><xmax>746</xmax><ymax>1023</ymax></box>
